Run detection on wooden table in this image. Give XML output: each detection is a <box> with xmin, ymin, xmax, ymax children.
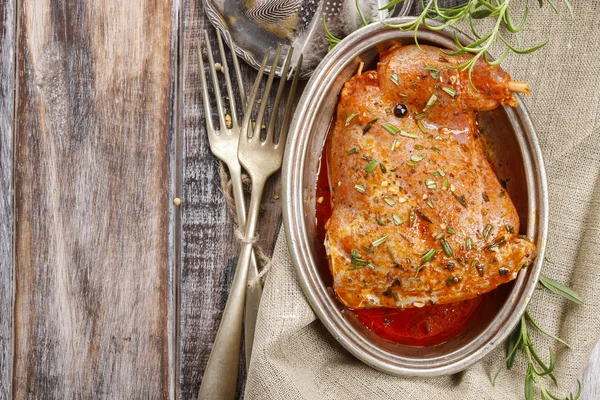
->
<box><xmin>0</xmin><ymin>0</ymin><xmax>598</xmax><ymax>398</ymax></box>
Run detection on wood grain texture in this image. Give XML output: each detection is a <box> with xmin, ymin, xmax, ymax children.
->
<box><xmin>13</xmin><ymin>0</ymin><xmax>178</xmax><ymax>398</ymax></box>
<box><xmin>0</xmin><ymin>0</ymin><xmax>15</xmax><ymax>399</ymax></box>
<box><xmin>178</xmin><ymin>2</ymin><xmax>284</xmax><ymax>398</ymax></box>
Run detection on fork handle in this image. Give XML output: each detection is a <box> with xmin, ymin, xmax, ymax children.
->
<box><xmin>198</xmin><ymin>179</ymin><xmax>266</xmax><ymax>400</ymax></box>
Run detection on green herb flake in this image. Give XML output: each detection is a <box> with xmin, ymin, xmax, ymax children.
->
<box><xmin>415</xmin><ymin>112</ymin><xmax>427</xmax><ymax>120</ymax></box>
<box><xmin>466</xmin><ymin>237</ymin><xmax>473</xmax><ymax>250</ymax></box>
<box><xmin>447</xmin><ymin>227</ymin><xmax>456</xmax><ymax>234</ymax></box>
<box><xmin>442</xmin><ymin>86</ymin><xmax>457</xmax><ymax>97</ymax></box>
<box><xmin>425</xmin><ymin>178</ymin><xmax>437</xmax><ymax>189</ymax></box>
<box><xmin>421</xmin><ymin>248</ymin><xmax>436</xmax><ymax>263</ymax></box>
<box><xmin>384</xmin><ymin>197</ymin><xmax>395</xmax><ymax>206</ymax></box>
<box><xmin>410</xmin><ymin>153</ymin><xmax>427</xmax><ymax>163</ymax></box>
<box><xmin>423</xmin><ymin>94</ymin><xmax>438</xmax><ymax>112</ymax></box>
<box><xmin>376</xmin><ymin>217</ymin><xmax>385</xmax><ymax>226</ymax></box>
<box><xmin>431</xmin><ymin>146</ymin><xmax>441</xmax><ymax>153</ymax></box>
<box><xmin>389</xmin><ymin>72</ymin><xmax>400</xmax><ymax>86</ymax></box>
<box><xmin>390</xmin><ymin>139</ymin><xmax>399</xmax><ymax>151</ymax></box>
<box><xmin>372</xmin><ymin>234</ymin><xmax>390</xmax><ymax>247</ymax></box>
<box><xmin>426</xmin><ymin>198</ymin><xmax>434</xmax><ymax>208</ymax></box>
<box><xmin>346</xmin><ymin>147</ymin><xmax>358</xmax><ymax>155</ymax></box>
<box><xmin>483</xmin><ymin>224</ymin><xmax>493</xmax><ymax>241</ymax></box>
<box><xmin>345</xmin><ymin>113</ymin><xmax>358</xmax><ymax>124</ymax></box>
<box><xmin>451</xmin><ymin>191</ymin><xmax>468</xmax><ymax>207</ymax></box>
<box><xmin>392</xmin><ymin>214</ymin><xmax>403</xmax><ymax>225</ymax></box>
<box><xmin>363</xmin><ymin>118</ymin><xmax>378</xmax><ymax>134</ymax></box>
<box><xmin>400</xmin><ymin>130</ymin><xmax>420</xmax><ymax>139</ymax></box>
<box><xmin>506</xmin><ymin>224</ymin><xmax>515</xmax><ymax>234</ymax></box>
<box><xmin>434</xmin><ymin>232</ymin><xmax>445</xmax><ymax>241</ymax></box>
<box><xmin>382</xmin><ymin>123</ymin><xmax>399</xmax><ymax>135</ymax></box>
<box><xmin>355</xmin><ymin>184</ymin><xmax>366</xmax><ymax>193</ymax></box>
<box><xmin>486</xmin><ymin>236</ymin><xmax>507</xmax><ymax>251</ymax></box>
<box><xmin>406</xmin><ymin>161</ymin><xmax>417</xmax><ymax>167</ymax></box>
<box><xmin>441</xmin><ymin>239</ymin><xmax>454</xmax><ymax>256</ymax></box>
<box><xmin>417</xmin><ymin>120</ymin><xmax>427</xmax><ymax>133</ymax></box>
<box><xmin>365</xmin><ymin>160</ymin><xmax>379</xmax><ymax>173</ymax></box>
<box><xmin>409</xmin><ymin>207</ymin><xmax>416</xmax><ymax>227</ymax></box>
<box><xmin>425</xmin><ymin>66</ymin><xmax>440</xmax><ymax>79</ymax></box>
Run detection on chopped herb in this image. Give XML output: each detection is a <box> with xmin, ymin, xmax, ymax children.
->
<box><xmin>372</xmin><ymin>234</ymin><xmax>390</xmax><ymax>247</ymax></box>
<box><xmin>399</xmin><ymin>93</ymin><xmax>408</xmax><ymax>99</ymax></box>
<box><xmin>390</xmin><ymin>139</ymin><xmax>399</xmax><ymax>150</ymax></box>
<box><xmin>376</xmin><ymin>217</ymin><xmax>385</xmax><ymax>226</ymax></box>
<box><xmin>382</xmin><ymin>123</ymin><xmax>399</xmax><ymax>135</ymax></box>
<box><xmin>355</xmin><ymin>184</ymin><xmax>366</xmax><ymax>193</ymax></box>
<box><xmin>389</xmin><ymin>72</ymin><xmax>400</xmax><ymax>86</ymax></box>
<box><xmin>442</xmin><ymin>177</ymin><xmax>449</xmax><ymax>189</ymax></box>
<box><xmin>451</xmin><ymin>191</ymin><xmax>468</xmax><ymax>207</ymax></box>
<box><xmin>380</xmin><ymin>163</ymin><xmax>387</xmax><ymax>173</ymax></box>
<box><xmin>426</xmin><ymin>198</ymin><xmax>434</xmax><ymax>208</ymax></box>
<box><xmin>409</xmin><ymin>207</ymin><xmax>416</xmax><ymax>227</ymax></box>
<box><xmin>441</xmin><ymin>239</ymin><xmax>454</xmax><ymax>256</ymax></box>
<box><xmin>423</xmin><ymin>94</ymin><xmax>438</xmax><ymax>112</ymax></box>
<box><xmin>417</xmin><ymin>120</ymin><xmax>427</xmax><ymax>133</ymax></box>
<box><xmin>347</xmin><ymin>147</ymin><xmax>358</xmax><ymax>155</ymax></box>
<box><xmin>410</xmin><ymin>153</ymin><xmax>427</xmax><ymax>162</ymax></box>
<box><xmin>447</xmin><ymin>227</ymin><xmax>456</xmax><ymax>234</ymax></box>
<box><xmin>431</xmin><ymin>146</ymin><xmax>441</xmax><ymax>153</ymax></box>
<box><xmin>384</xmin><ymin>197</ymin><xmax>395</xmax><ymax>206</ymax></box>
<box><xmin>421</xmin><ymin>248</ymin><xmax>436</xmax><ymax>263</ymax></box>
<box><xmin>345</xmin><ymin>113</ymin><xmax>358</xmax><ymax>124</ymax></box>
<box><xmin>482</xmin><ymin>191</ymin><xmax>490</xmax><ymax>202</ymax></box>
<box><xmin>447</xmin><ymin>275</ymin><xmax>460</xmax><ymax>287</ymax></box>
<box><xmin>486</xmin><ymin>236</ymin><xmax>507</xmax><ymax>251</ymax></box>
<box><xmin>392</xmin><ymin>214</ymin><xmax>403</xmax><ymax>225</ymax></box>
<box><xmin>425</xmin><ymin>178</ymin><xmax>437</xmax><ymax>189</ymax></box>
<box><xmin>434</xmin><ymin>232</ymin><xmax>445</xmax><ymax>240</ymax></box>
<box><xmin>366</xmin><ymin>262</ymin><xmax>376</xmax><ymax>270</ymax></box>
<box><xmin>416</xmin><ymin>209</ymin><xmax>432</xmax><ymax>223</ymax></box>
<box><xmin>365</xmin><ymin>160</ymin><xmax>378</xmax><ymax>173</ymax></box>
<box><xmin>414</xmin><ymin>265</ymin><xmax>425</xmax><ymax>277</ymax></box>
<box><xmin>442</xmin><ymin>86</ymin><xmax>457</xmax><ymax>97</ymax></box>
<box><xmin>406</xmin><ymin>161</ymin><xmax>418</xmax><ymax>167</ymax></box>
<box><xmin>506</xmin><ymin>224</ymin><xmax>515</xmax><ymax>234</ymax></box>
<box><xmin>362</xmin><ymin>245</ymin><xmax>374</xmax><ymax>254</ymax></box>
<box><xmin>466</xmin><ymin>237</ymin><xmax>473</xmax><ymax>250</ymax></box>
<box><xmin>425</xmin><ymin>66</ymin><xmax>440</xmax><ymax>79</ymax></box>
<box><xmin>415</xmin><ymin>112</ymin><xmax>427</xmax><ymax>120</ymax></box>
<box><xmin>483</xmin><ymin>224</ymin><xmax>493</xmax><ymax>241</ymax></box>
<box><xmin>414</xmin><ymin>144</ymin><xmax>424</xmax><ymax>150</ymax></box>
<box><xmin>363</xmin><ymin>118</ymin><xmax>378</xmax><ymax>134</ymax></box>
<box><xmin>400</xmin><ymin>130</ymin><xmax>420</xmax><ymax>139</ymax></box>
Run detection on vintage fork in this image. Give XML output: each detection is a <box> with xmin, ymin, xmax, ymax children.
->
<box><xmin>196</xmin><ymin>30</ymin><xmax>261</xmax><ymax>370</ymax></box>
<box><xmin>198</xmin><ymin>45</ymin><xmax>302</xmax><ymax>400</ymax></box>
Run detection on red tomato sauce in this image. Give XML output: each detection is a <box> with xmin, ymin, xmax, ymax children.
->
<box><xmin>315</xmin><ymin>143</ymin><xmax>486</xmax><ymax>347</ymax></box>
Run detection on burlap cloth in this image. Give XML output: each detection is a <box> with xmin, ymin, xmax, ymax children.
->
<box><xmin>245</xmin><ymin>2</ymin><xmax>600</xmax><ymax>398</ymax></box>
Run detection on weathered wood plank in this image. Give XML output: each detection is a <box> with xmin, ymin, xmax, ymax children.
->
<box><xmin>0</xmin><ymin>0</ymin><xmax>15</xmax><ymax>398</ymax></box>
<box><xmin>13</xmin><ymin>0</ymin><xmax>178</xmax><ymax>398</ymax></box>
<box><xmin>178</xmin><ymin>2</ymin><xmax>284</xmax><ymax>397</ymax></box>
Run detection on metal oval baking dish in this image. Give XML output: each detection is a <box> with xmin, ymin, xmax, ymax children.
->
<box><xmin>282</xmin><ymin>17</ymin><xmax>549</xmax><ymax>377</ymax></box>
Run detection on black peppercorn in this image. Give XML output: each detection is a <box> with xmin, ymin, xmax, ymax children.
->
<box><xmin>393</xmin><ymin>104</ymin><xmax>408</xmax><ymax>118</ymax></box>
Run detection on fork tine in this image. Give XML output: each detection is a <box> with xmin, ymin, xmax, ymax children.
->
<box><xmin>265</xmin><ymin>47</ymin><xmax>294</xmax><ymax>144</ymax></box>
<box><xmin>217</xmin><ymin>31</ymin><xmax>239</xmax><ymax>128</ymax></box>
<box><xmin>204</xmin><ymin>30</ymin><xmax>228</xmax><ymax>132</ymax></box>
<box><xmin>277</xmin><ymin>54</ymin><xmax>303</xmax><ymax>148</ymax></box>
<box><xmin>253</xmin><ymin>45</ymin><xmax>282</xmax><ymax>140</ymax></box>
<box><xmin>197</xmin><ymin>38</ymin><xmax>216</xmax><ymax>135</ymax></box>
<box><xmin>226</xmin><ymin>31</ymin><xmax>246</xmax><ymax>113</ymax></box>
<box><xmin>240</xmin><ymin>49</ymin><xmax>272</xmax><ymax>139</ymax></box>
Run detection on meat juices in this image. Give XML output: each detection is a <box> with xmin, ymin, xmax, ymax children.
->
<box><xmin>325</xmin><ymin>45</ymin><xmax>536</xmax><ymax>309</ymax></box>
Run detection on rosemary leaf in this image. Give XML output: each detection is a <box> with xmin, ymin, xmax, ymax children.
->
<box><xmin>539</xmin><ymin>275</ymin><xmax>584</xmax><ymax>305</ymax></box>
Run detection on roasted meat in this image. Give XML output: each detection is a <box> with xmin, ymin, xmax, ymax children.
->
<box><xmin>325</xmin><ymin>45</ymin><xmax>536</xmax><ymax>309</ymax></box>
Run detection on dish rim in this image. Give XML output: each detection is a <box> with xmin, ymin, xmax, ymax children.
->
<box><xmin>282</xmin><ymin>17</ymin><xmax>549</xmax><ymax>376</ymax></box>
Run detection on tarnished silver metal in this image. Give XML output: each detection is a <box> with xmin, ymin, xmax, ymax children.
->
<box><xmin>203</xmin><ymin>0</ymin><xmax>413</xmax><ymax>78</ymax></box>
<box><xmin>196</xmin><ymin>29</ymin><xmax>262</xmax><ymax>373</ymax></box>
<box><xmin>198</xmin><ymin>45</ymin><xmax>302</xmax><ymax>399</ymax></box>
<box><xmin>282</xmin><ymin>18</ymin><xmax>548</xmax><ymax>377</ymax></box>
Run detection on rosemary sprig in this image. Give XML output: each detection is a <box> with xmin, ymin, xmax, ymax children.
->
<box><xmin>494</xmin><ymin>273</ymin><xmax>584</xmax><ymax>400</ymax></box>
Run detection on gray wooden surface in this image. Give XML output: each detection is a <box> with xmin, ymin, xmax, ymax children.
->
<box><xmin>0</xmin><ymin>0</ymin><xmax>599</xmax><ymax>399</ymax></box>
<box><xmin>0</xmin><ymin>0</ymin><xmax>15</xmax><ymax>399</ymax></box>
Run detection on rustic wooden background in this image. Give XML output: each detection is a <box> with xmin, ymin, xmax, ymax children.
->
<box><xmin>0</xmin><ymin>0</ymin><xmax>599</xmax><ymax>399</ymax></box>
